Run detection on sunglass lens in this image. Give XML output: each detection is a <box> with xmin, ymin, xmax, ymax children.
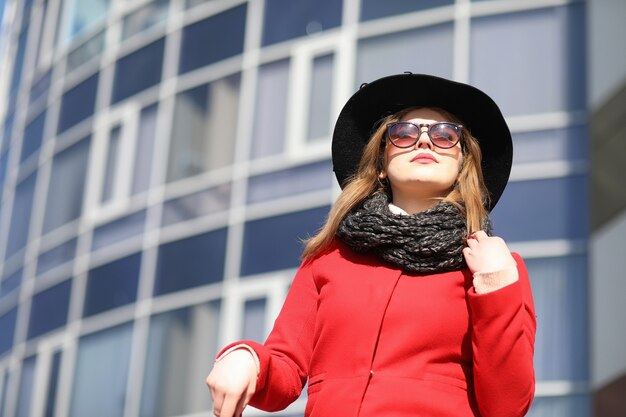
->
<box><xmin>388</xmin><ymin>123</ymin><xmax>418</xmax><ymax>148</ymax></box>
<box><xmin>430</xmin><ymin>123</ymin><xmax>460</xmax><ymax>148</ymax></box>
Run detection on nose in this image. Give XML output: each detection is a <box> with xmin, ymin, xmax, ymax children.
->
<box><xmin>414</xmin><ymin>128</ymin><xmax>432</xmax><ymax>149</ymax></box>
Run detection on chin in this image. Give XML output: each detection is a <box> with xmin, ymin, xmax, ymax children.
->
<box><xmin>394</xmin><ymin>175</ymin><xmax>450</xmax><ymax>187</ymax></box>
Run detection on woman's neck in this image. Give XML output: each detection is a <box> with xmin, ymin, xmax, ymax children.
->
<box><xmin>390</xmin><ymin>195</ymin><xmax>440</xmax><ymax>215</ymax></box>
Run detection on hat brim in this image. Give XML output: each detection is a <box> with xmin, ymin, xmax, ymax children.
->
<box><xmin>331</xmin><ymin>73</ymin><xmax>512</xmax><ymax>211</ymax></box>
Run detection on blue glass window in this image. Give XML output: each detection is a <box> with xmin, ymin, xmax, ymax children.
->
<box><xmin>29</xmin><ymin>70</ymin><xmax>52</xmax><ymax>105</ymax></box>
<box><xmin>9</xmin><ymin>29</ymin><xmax>29</xmax><ymax>104</ymax></box>
<box><xmin>139</xmin><ymin>301</ymin><xmax>221</xmax><ymax>417</ymax></box>
<box><xmin>112</xmin><ymin>38</ymin><xmax>164</xmax><ymax>104</ymax></box>
<box><xmin>27</xmin><ymin>279</ymin><xmax>71</xmax><ymax>339</ymax></box>
<box><xmin>243</xmin><ymin>298</ymin><xmax>267</xmax><ymax>341</ymax></box>
<box><xmin>122</xmin><ymin>0</ymin><xmax>169</xmax><ymax>40</ymax></box>
<box><xmin>161</xmin><ymin>184</ymin><xmax>231</xmax><ymax>226</ymax></box>
<box><xmin>66</xmin><ymin>30</ymin><xmax>105</xmax><ymax>74</ymax></box>
<box><xmin>5</xmin><ymin>172</ymin><xmax>37</xmax><ymax>259</ymax></box>
<box><xmin>2</xmin><ymin>112</ymin><xmax>15</xmax><ymax>154</ymax></box>
<box><xmin>84</xmin><ymin>253</ymin><xmax>141</xmax><ymax>317</ymax></box>
<box><xmin>43</xmin><ymin>136</ymin><xmax>91</xmax><ymax>234</ymax></box>
<box><xmin>57</xmin><ymin>73</ymin><xmax>99</xmax><ymax>134</ymax></box>
<box><xmin>44</xmin><ymin>351</ymin><xmax>62</xmax><ymax>417</ymax></box>
<box><xmin>20</xmin><ymin>111</ymin><xmax>46</xmax><ymax>163</ymax></box>
<box><xmin>37</xmin><ymin>239</ymin><xmax>77</xmax><ymax>276</ymax></box>
<box><xmin>470</xmin><ymin>4</ymin><xmax>586</xmax><ymax>116</ymax></box>
<box><xmin>167</xmin><ymin>74</ymin><xmax>241</xmax><ymax>181</ymax></box>
<box><xmin>241</xmin><ymin>206</ymin><xmax>329</xmax><ymax>276</ymax></box>
<box><xmin>61</xmin><ymin>0</ymin><xmax>110</xmax><ymax>43</ymax></box>
<box><xmin>0</xmin><ymin>269</ymin><xmax>22</xmax><ymax>299</ymax></box>
<box><xmin>526</xmin><ymin>255</ymin><xmax>588</xmax><ymax>381</ymax></box>
<box><xmin>308</xmin><ymin>54</ymin><xmax>334</xmax><ymax>141</ymax></box>
<box><xmin>101</xmin><ymin>125</ymin><xmax>121</xmax><ymax>203</ymax></box>
<box><xmin>527</xmin><ymin>394</ymin><xmax>590</xmax><ymax>417</ymax></box>
<box><xmin>185</xmin><ymin>0</ymin><xmax>212</xmax><ymax>8</ymax></box>
<box><xmin>15</xmin><ymin>356</ymin><xmax>36</xmax><ymax>417</ymax></box>
<box><xmin>0</xmin><ymin>152</ymin><xmax>10</xmax><ymax>205</ymax></box>
<box><xmin>0</xmin><ymin>0</ymin><xmax>6</xmax><ymax>25</ymax></box>
<box><xmin>360</xmin><ymin>0</ymin><xmax>453</xmax><ymax>21</ymax></box>
<box><xmin>251</xmin><ymin>60</ymin><xmax>289</xmax><ymax>159</ymax></box>
<box><xmin>490</xmin><ymin>175</ymin><xmax>588</xmax><ymax>242</ymax></box>
<box><xmin>513</xmin><ymin>127</ymin><xmax>588</xmax><ymax>164</ymax></box>
<box><xmin>31</xmin><ymin>0</ymin><xmax>49</xmax><ymax>69</ymax></box>
<box><xmin>0</xmin><ymin>371</ymin><xmax>9</xmax><ymax>417</ymax></box>
<box><xmin>154</xmin><ymin>229</ymin><xmax>227</xmax><ymax>295</ymax></box>
<box><xmin>247</xmin><ymin>160</ymin><xmax>333</xmax><ymax>204</ymax></box>
<box><xmin>356</xmin><ymin>23</ymin><xmax>454</xmax><ymax>85</ymax></box>
<box><xmin>179</xmin><ymin>5</ymin><xmax>246</xmax><ymax>74</ymax></box>
<box><xmin>0</xmin><ymin>307</ymin><xmax>18</xmax><ymax>355</ymax></box>
<box><xmin>131</xmin><ymin>104</ymin><xmax>158</xmax><ymax>195</ymax></box>
<box><xmin>69</xmin><ymin>323</ymin><xmax>133</xmax><ymax>417</ymax></box>
<box><xmin>91</xmin><ymin>210</ymin><xmax>146</xmax><ymax>251</ymax></box>
<box><xmin>262</xmin><ymin>0</ymin><xmax>343</xmax><ymax>46</ymax></box>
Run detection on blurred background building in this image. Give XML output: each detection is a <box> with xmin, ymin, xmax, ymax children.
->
<box><xmin>0</xmin><ymin>0</ymin><xmax>623</xmax><ymax>416</ymax></box>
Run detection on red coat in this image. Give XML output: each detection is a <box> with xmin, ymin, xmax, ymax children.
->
<box><xmin>219</xmin><ymin>239</ymin><xmax>536</xmax><ymax>417</ymax></box>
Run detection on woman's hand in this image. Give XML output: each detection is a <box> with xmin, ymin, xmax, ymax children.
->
<box><xmin>206</xmin><ymin>349</ymin><xmax>258</xmax><ymax>417</ymax></box>
<box><xmin>462</xmin><ymin>230</ymin><xmax>516</xmax><ymax>274</ymax></box>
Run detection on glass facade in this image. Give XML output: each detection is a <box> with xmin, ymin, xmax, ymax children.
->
<box><xmin>0</xmin><ymin>0</ymin><xmax>591</xmax><ymax>416</ymax></box>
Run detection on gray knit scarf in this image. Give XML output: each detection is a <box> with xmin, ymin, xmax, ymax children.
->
<box><xmin>337</xmin><ymin>192</ymin><xmax>490</xmax><ymax>274</ymax></box>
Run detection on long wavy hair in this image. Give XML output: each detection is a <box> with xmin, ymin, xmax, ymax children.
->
<box><xmin>302</xmin><ymin>107</ymin><xmax>490</xmax><ymax>260</ymax></box>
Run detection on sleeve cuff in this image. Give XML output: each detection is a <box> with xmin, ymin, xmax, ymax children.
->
<box><xmin>473</xmin><ymin>266</ymin><xmax>519</xmax><ymax>294</ymax></box>
<box><xmin>215</xmin><ymin>343</ymin><xmax>261</xmax><ymax>375</ymax></box>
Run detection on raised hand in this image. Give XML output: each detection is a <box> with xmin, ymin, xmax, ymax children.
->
<box><xmin>462</xmin><ymin>230</ymin><xmax>516</xmax><ymax>274</ymax></box>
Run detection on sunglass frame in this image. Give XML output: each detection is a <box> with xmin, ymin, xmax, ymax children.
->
<box><xmin>386</xmin><ymin>121</ymin><xmax>464</xmax><ymax>149</ymax></box>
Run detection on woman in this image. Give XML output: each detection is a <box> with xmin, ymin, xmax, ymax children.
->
<box><xmin>206</xmin><ymin>73</ymin><xmax>536</xmax><ymax>417</ymax></box>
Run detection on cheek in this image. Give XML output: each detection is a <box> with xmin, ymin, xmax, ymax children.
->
<box><xmin>383</xmin><ymin>146</ymin><xmax>404</xmax><ymax>166</ymax></box>
<box><xmin>382</xmin><ymin>146</ymin><xmax>402</xmax><ymax>172</ymax></box>
<box><xmin>443</xmin><ymin>147</ymin><xmax>463</xmax><ymax>173</ymax></box>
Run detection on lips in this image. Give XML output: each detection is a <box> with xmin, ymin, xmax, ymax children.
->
<box><xmin>411</xmin><ymin>153</ymin><xmax>437</xmax><ymax>163</ymax></box>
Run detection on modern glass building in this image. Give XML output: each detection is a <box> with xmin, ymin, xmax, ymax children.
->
<box><xmin>0</xmin><ymin>0</ymin><xmax>614</xmax><ymax>416</ymax></box>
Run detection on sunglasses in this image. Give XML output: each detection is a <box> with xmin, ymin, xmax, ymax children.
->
<box><xmin>386</xmin><ymin>122</ymin><xmax>464</xmax><ymax>149</ymax></box>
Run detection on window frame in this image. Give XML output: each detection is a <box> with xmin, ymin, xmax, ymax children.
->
<box><xmin>84</xmin><ymin>102</ymin><xmax>141</xmax><ymax>225</ymax></box>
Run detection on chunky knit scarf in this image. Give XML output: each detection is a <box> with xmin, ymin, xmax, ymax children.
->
<box><xmin>337</xmin><ymin>192</ymin><xmax>490</xmax><ymax>274</ymax></box>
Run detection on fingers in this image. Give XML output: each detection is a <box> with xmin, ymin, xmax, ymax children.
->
<box><xmin>471</xmin><ymin>230</ymin><xmax>489</xmax><ymax>241</ymax></box>
<box><xmin>211</xmin><ymin>392</ymin><xmax>225</xmax><ymax>416</ymax></box>
<box><xmin>219</xmin><ymin>393</ymin><xmax>240</xmax><ymax>417</ymax></box>
<box><xmin>207</xmin><ymin>374</ymin><xmax>227</xmax><ymax>417</ymax></box>
<box><xmin>208</xmin><ymin>382</ymin><xmax>249</xmax><ymax>417</ymax></box>
<box><xmin>236</xmin><ymin>383</ymin><xmax>256</xmax><ymax>416</ymax></box>
<box><xmin>464</xmin><ymin>232</ymin><xmax>516</xmax><ymax>274</ymax></box>
<box><xmin>233</xmin><ymin>391</ymin><xmax>249</xmax><ymax>417</ymax></box>
<box><xmin>207</xmin><ymin>379</ymin><xmax>223</xmax><ymax>413</ymax></box>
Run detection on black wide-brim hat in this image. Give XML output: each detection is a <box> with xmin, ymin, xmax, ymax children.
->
<box><xmin>331</xmin><ymin>73</ymin><xmax>512</xmax><ymax>211</ymax></box>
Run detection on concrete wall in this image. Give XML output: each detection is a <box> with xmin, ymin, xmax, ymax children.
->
<box><xmin>590</xmin><ymin>211</ymin><xmax>626</xmax><ymax>389</ymax></box>
<box><xmin>588</xmin><ymin>0</ymin><xmax>626</xmax><ymax>399</ymax></box>
<box><xmin>587</xmin><ymin>0</ymin><xmax>626</xmax><ymax>109</ymax></box>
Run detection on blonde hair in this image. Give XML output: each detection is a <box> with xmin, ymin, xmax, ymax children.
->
<box><xmin>302</xmin><ymin>107</ymin><xmax>490</xmax><ymax>260</ymax></box>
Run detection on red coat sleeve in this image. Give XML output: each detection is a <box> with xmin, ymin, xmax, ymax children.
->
<box><xmin>216</xmin><ymin>259</ymin><xmax>318</xmax><ymax>411</ymax></box>
<box><xmin>467</xmin><ymin>252</ymin><xmax>537</xmax><ymax>417</ymax></box>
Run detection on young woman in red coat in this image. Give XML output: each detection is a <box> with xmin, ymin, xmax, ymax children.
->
<box><xmin>206</xmin><ymin>73</ymin><xmax>537</xmax><ymax>417</ymax></box>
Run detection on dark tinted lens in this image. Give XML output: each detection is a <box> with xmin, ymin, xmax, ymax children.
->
<box><xmin>388</xmin><ymin>123</ymin><xmax>419</xmax><ymax>148</ymax></box>
<box><xmin>429</xmin><ymin>123</ymin><xmax>461</xmax><ymax>148</ymax></box>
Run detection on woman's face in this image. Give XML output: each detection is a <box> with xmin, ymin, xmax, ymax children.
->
<box><xmin>382</xmin><ymin>108</ymin><xmax>463</xmax><ymax>205</ymax></box>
